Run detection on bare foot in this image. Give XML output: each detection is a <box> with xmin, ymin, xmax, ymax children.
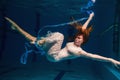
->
<box><xmin>36</xmin><ymin>37</ymin><xmax>46</xmax><ymax>45</ymax></box>
<box><xmin>5</xmin><ymin>17</ymin><xmax>18</xmax><ymax>30</ymax></box>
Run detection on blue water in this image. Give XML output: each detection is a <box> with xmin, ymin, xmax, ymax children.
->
<box><xmin>0</xmin><ymin>0</ymin><xmax>120</xmax><ymax>80</ymax></box>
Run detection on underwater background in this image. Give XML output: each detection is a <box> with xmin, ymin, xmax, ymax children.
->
<box><xmin>0</xmin><ymin>0</ymin><xmax>120</xmax><ymax>80</ymax></box>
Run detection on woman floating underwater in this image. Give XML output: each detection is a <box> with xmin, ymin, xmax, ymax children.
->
<box><xmin>5</xmin><ymin>12</ymin><xmax>120</xmax><ymax>68</ymax></box>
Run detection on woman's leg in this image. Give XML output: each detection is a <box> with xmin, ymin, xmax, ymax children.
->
<box><xmin>44</xmin><ymin>32</ymin><xmax>64</xmax><ymax>62</ymax></box>
<box><xmin>5</xmin><ymin>17</ymin><xmax>37</xmax><ymax>44</ymax></box>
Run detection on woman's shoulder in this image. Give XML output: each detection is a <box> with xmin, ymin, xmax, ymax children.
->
<box><xmin>66</xmin><ymin>42</ymin><xmax>74</xmax><ymax>45</ymax></box>
<box><xmin>66</xmin><ymin>42</ymin><xmax>83</xmax><ymax>50</ymax></box>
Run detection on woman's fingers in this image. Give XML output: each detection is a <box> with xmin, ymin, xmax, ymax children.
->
<box><xmin>90</xmin><ymin>12</ymin><xmax>94</xmax><ymax>18</ymax></box>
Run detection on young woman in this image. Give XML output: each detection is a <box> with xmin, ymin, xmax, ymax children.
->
<box><xmin>5</xmin><ymin>12</ymin><xmax>120</xmax><ymax>68</ymax></box>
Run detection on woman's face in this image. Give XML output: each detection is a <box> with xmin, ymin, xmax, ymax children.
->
<box><xmin>74</xmin><ymin>35</ymin><xmax>84</xmax><ymax>47</ymax></box>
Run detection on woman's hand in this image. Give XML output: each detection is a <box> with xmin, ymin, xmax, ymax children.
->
<box><xmin>110</xmin><ymin>59</ymin><xmax>120</xmax><ymax>69</ymax></box>
<box><xmin>89</xmin><ymin>12</ymin><xmax>94</xmax><ymax>20</ymax></box>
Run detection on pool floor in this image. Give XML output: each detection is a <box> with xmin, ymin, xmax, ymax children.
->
<box><xmin>0</xmin><ymin>61</ymin><xmax>104</xmax><ymax>80</ymax></box>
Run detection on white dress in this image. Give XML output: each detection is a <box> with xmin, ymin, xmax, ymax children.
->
<box><xmin>37</xmin><ymin>32</ymin><xmax>82</xmax><ymax>62</ymax></box>
<box><xmin>42</xmin><ymin>32</ymin><xmax>65</xmax><ymax>62</ymax></box>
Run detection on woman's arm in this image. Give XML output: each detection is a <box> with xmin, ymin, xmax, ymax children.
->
<box><xmin>69</xmin><ymin>12</ymin><xmax>94</xmax><ymax>31</ymax></box>
<box><xmin>79</xmin><ymin>49</ymin><xmax>120</xmax><ymax>67</ymax></box>
<box><xmin>82</xmin><ymin>12</ymin><xmax>94</xmax><ymax>30</ymax></box>
<box><xmin>5</xmin><ymin>17</ymin><xmax>36</xmax><ymax>44</ymax></box>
